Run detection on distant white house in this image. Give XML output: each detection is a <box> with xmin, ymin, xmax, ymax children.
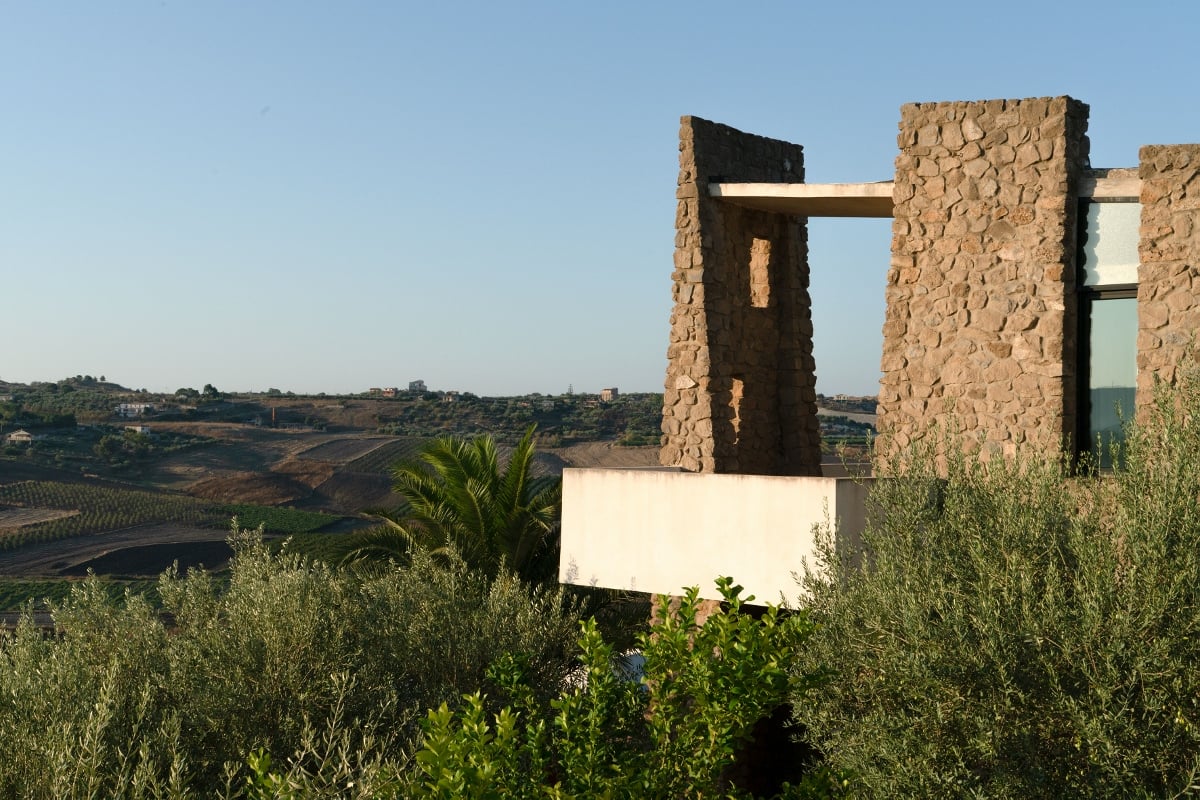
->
<box><xmin>5</xmin><ymin>430</ymin><xmax>34</xmax><ymax>444</ymax></box>
<box><xmin>115</xmin><ymin>403</ymin><xmax>154</xmax><ymax>417</ymax></box>
<box><xmin>124</xmin><ymin>425</ymin><xmax>152</xmax><ymax>436</ymax></box>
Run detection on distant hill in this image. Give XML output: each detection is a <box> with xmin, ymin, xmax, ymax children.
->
<box><xmin>0</xmin><ymin>383</ymin><xmax>877</xmax><ymax>593</ymax></box>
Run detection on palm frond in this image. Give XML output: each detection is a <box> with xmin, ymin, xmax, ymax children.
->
<box><xmin>363</xmin><ymin>426</ymin><xmax>563</xmax><ymax>583</ymax></box>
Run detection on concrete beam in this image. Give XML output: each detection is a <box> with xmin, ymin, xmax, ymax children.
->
<box><xmin>1081</xmin><ymin>168</ymin><xmax>1140</xmax><ymax>201</ymax></box>
<box><xmin>709</xmin><ymin>172</ymin><xmax>1142</xmax><ymax>218</ymax></box>
<box><xmin>709</xmin><ymin>182</ymin><xmax>894</xmax><ymax>218</ymax></box>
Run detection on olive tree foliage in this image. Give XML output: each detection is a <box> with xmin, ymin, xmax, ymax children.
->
<box><xmin>0</xmin><ymin>525</ymin><xmax>583</xmax><ymax>798</ymax></box>
<box><xmin>795</xmin><ymin>373</ymin><xmax>1200</xmax><ymax>798</ymax></box>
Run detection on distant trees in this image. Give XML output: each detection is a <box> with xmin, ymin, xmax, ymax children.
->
<box><xmin>3</xmin><ymin>407</ymin><xmax>76</xmax><ymax>430</ymax></box>
<box><xmin>93</xmin><ymin>430</ymin><xmax>152</xmax><ymax>464</ymax></box>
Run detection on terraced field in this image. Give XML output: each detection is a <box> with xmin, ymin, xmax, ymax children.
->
<box><xmin>346</xmin><ymin>438</ymin><xmax>429</xmax><ymax>473</ymax></box>
<box><xmin>295</xmin><ymin>436</ymin><xmax>397</xmax><ymax>464</ymax></box>
<box><xmin>0</xmin><ymin>507</ymin><xmax>80</xmax><ymax>529</ymax></box>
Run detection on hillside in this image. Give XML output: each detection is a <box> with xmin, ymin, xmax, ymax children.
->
<box><xmin>0</xmin><ymin>378</ymin><xmax>875</xmax><ymax>599</ymax></box>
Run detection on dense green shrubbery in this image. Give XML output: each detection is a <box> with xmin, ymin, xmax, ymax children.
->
<box><xmin>19</xmin><ymin>378</ymin><xmax>1200</xmax><ymax>797</ymax></box>
<box><xmin>397</xmin><ymin>579</ymin><xmax>843</xmax><ymax>799</ymax></box>
<box><xmin>796</xmin><ymin>375</ymin><xmax>1200</xmax><ymax>797</ymax></box>
<box><xmin>0</xmin><ymin>526</ymin><xmax>582</xmax><ymax>798</ymax></box>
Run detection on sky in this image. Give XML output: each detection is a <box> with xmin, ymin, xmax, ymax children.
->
<box><xmin>3</xmin><ymin>1</ymin><xmax>1200</xmax><ymax>397</ymax></box>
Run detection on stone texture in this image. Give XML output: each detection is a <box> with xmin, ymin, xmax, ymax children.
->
<box><xmin>661</xmin><ymin>117</ymin><xmax>820</xmax><ymax>475</ymax></box>
<box><xmin>877</xmin><ymin>97</ymin><xmax>1090</xmax><ymax>462</ymax></box>
<box><xmin>661</xmin><ymin>98</ymin><xmax>1200</xmax><ymax>474</ymax></box>
<box><xmin>1137</xmin><ymin>145</ymin><xmax>1200</xmax><ymax>403</ymax></box>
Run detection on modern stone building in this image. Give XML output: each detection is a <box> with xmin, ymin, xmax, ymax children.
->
<box><xmin>561</xmin><ymin>96</ymin><xmax>1200</xmax><ymax>600</ymax></box>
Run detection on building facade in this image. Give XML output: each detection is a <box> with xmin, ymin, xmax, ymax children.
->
<box><xmin>661</xmin><ymin>96</ymin><xmax>1200</xmax><ymax>469</ymax></box>
<box><xmin>561</xmin><ymin>96</ymin><xmax>1200</xmax><ymax>600</ymax></box>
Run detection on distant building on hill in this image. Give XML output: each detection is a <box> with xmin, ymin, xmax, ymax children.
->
<box><xmin>409</xmin><ymin>379</ymin><xmax>427</xmax><ymax>393</ymax></box>
<box><xmin>599</xmin><ymin>388</ymin><xmax>619</xmax><ymax>403</ymax></box>
<box><xmin>5</xmin><ymin>430</ymin><xmax>34</xmax><ymax>444</ymax></box>
<box><xmin>115</xmin><ymin>403</ymin><xmax>154</xmax><ymax>417</ymax></box>
<box><xmin>381</xmin><ymin>387</ymin><xmax>399</xmax><ymax>398</ymax></box>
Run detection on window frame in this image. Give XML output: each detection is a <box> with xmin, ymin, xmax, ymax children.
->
<box><xmin>1074</xmin><ymin>197</ymin><xmax>1140</xmax><ymax>465</ymax></box>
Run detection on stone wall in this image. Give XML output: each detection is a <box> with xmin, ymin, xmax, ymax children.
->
<box><xmin>661</xmin><ymin>117</ymin><xmax>821</xmax><ymax>475</ymax></box>
<box><xmin>1137</xmin><ymin>145</ymin><xmax>1200</xmax><ymax>401</ymax></box>
<box><xmin>878</xmin><ymin>97</ymin><xmax>1091</xmax><ymax>461</ymax></box>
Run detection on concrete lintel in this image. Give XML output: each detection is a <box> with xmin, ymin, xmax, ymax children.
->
<box><xmin>711</xmin><ymin>171</ymin><xmax>1143</xmax><ymax>217</ymax></box>
<box><xmin>709</xmin><ymin>181</ymin><xmax>894</xmax><ymax>218</ymax></box>
<box><xmin>1081</xmin><ymin>169</ymin><xmax>1141</xmax><ymax>201</ymax></box>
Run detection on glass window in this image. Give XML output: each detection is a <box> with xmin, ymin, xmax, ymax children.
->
<box><xmin>1084</xmin><ymin>295</ymin><xmax>1137</xmax><ymax>464</ymax></box>
<box><xmin>1078</xmin><ymin>200</ymin><xmax>1140</xmax><ymax>466</ymax></box>
<box><xmin>1081</xmin><ymin>202</ymin><xmax>1140</xmax><ymax>287</ymax></box>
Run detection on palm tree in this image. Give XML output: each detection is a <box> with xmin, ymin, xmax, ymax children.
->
<box><xmin>348</xmin><ymin>426</ymin><xmax>561</xmax><ymax>584</ymax></box>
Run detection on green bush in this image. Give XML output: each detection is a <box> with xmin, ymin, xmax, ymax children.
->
<box><xmin>0</xmin><ymin>525</ymin><xmax>583</xmax><ymax>797</ymax></box>
<box><xmin>796</xmin><ymin>375</ymin><xmax>1200</xmax><ymax>797</ymax></box>
<box><xmin>404</xmin><ymin>579</ymin><xmax>845</xmax><ymax>799</ymax></box>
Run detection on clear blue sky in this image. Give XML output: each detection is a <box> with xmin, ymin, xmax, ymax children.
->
<box><xmin>4</xmin><ymin>1</ymin><xmax>1198</xmax><ymax>396</ymax></box>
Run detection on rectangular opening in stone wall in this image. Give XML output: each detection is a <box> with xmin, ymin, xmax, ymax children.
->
<box><xmin>749</xmin><ymin>237</ymin><xmax>771</xmax><ymax>308</ymax></box>
<box><xmin>806</xmin><ymin>217</ymin><xmax>891</xmax><ymax>470</ymax></box>
<box><xmin>1077</xmin><ymin>199</ymin><xmax>1140</xmax><ymax>468</ymax></box>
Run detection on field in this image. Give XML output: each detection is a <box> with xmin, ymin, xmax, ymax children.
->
<box><xmin>0</xmin><ymin>522</ymin><xmax>241</xmax><ymax>578</ymax></box>
<box><xmin>0</xmin><ymin>388</ymin><xmax>876</xmax><ymax>609</ymax></box>
<box><xmin>0</xmin><ymin>481</ymin><xmax>218</xmax><ymax>551</ymax></box>
<box><xmin>295</xmin><ymin>436</ymin><xmax>397</xmax><ymax>463</ymax></box>
<box><xmin>346</xmin><ymin>437</ymin><xmax>429</xmax><ymax>473</ymax></box>
<box><xmin>0</xmin><ymin>507</ymin><xmax>79</xmax><ymax>529</ymax></box>
<box><xmin>0</xmin><ymin>425</ymin><xmax>631</xmax><ymax>598</ymax></box>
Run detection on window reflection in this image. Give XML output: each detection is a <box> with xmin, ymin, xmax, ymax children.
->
<box><xmin>1086</xmin><ymin>296</ymin><xmax>1137</xmax><ymax>465</ymax></box>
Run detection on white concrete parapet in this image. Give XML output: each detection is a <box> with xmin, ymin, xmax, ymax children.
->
<box><xmin>559</xmin><ymin>467</ymin><xmax>870</xmax><ymax>604</ymax></box>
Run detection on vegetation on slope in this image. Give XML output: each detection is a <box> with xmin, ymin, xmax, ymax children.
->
<box><xmin>795</xmin><ymin>374</ymin><xmax>1200</xmax><ymax>797</ymax></box>
<box><xmin>0</xmin><ymin>526</ymin><xmax>584</xmax><ymax>797</ymax></box>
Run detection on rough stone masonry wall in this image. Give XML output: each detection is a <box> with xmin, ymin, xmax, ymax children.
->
<box><xmin>661</xmin><ymin>117</ymin><xmax>821</xmax><ymax>475</ymax></box>
<box><xmin>879</xmin><ymin>97</ymin><xmax>1090</xmax><ymax>462</ymax></box>
<box><xmin>1137</xmin><ymin>145</ymin><xmax>1200</xmax><ymax>402</ymax></box>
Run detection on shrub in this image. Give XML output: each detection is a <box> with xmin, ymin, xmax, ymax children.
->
<box><xmin>795</xmin><ymin>374</ymin><xmax>1200</xmax><ymax>797</ymax></box>
<box><xmin>0</xmin><ymin>524</ymin><xmax>583</xmax><ymax>797</ymax></box>
<box><xmin>405</xmin><ymin>579</ymin><xmax>845</xmax><ymax>799</ymax></box>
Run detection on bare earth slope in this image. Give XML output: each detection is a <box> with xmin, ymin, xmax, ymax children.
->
<box><xmin>548</xmin><ymin>442</ymin><xmax>660</xmax><ymax>469</ymax></box>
